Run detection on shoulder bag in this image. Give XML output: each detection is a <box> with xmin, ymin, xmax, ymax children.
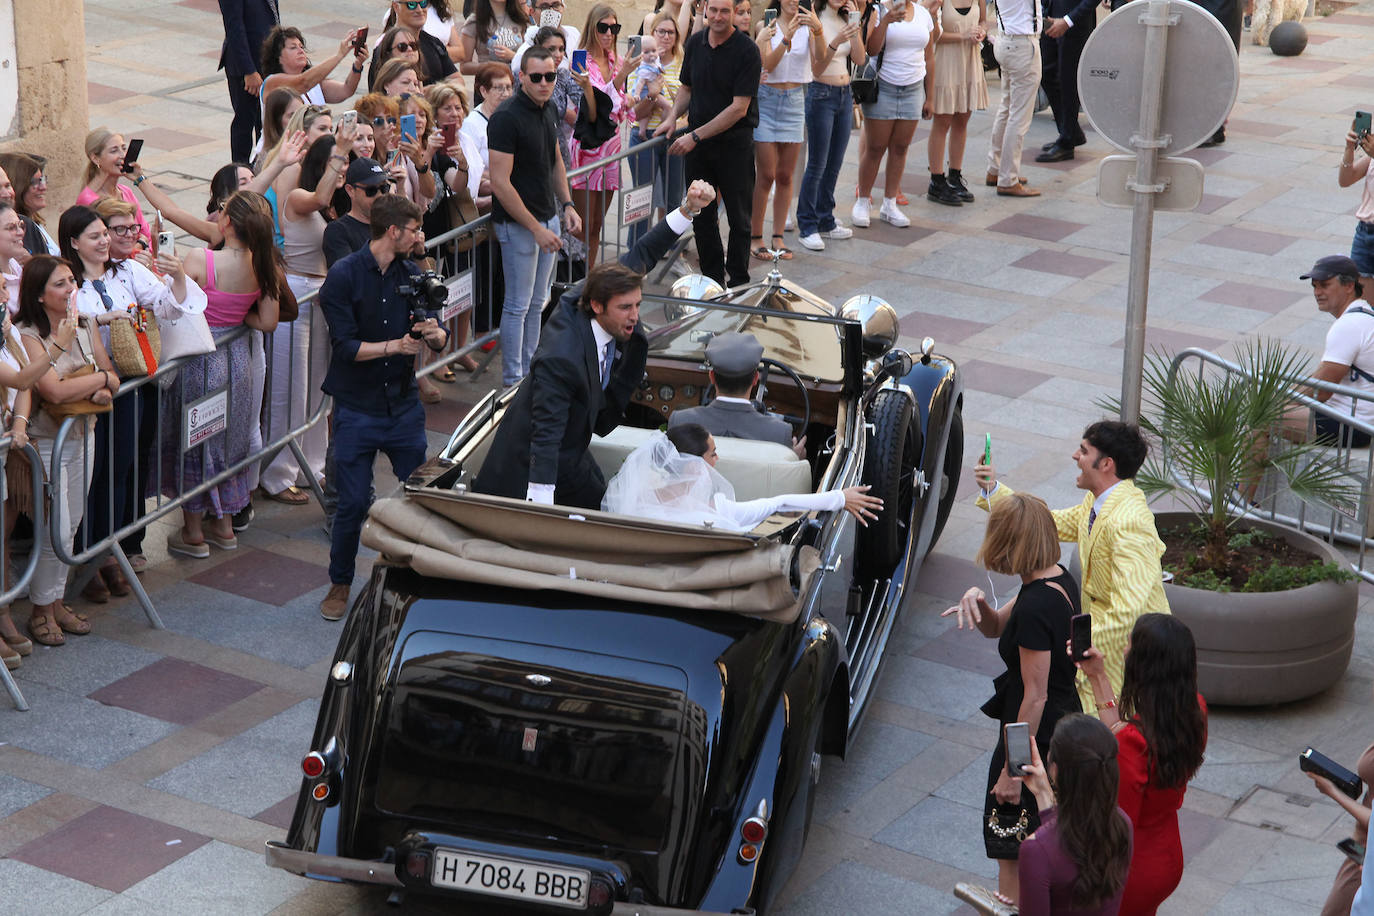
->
<box><xmin>158</xmin><ymin>306</ymin><xmax>217</xmax><ymax>362</ymax></box>
<box><xmin>41</xmin><ymin>323</ymin><xmax>113</xmax><ymax>420</ymax></box>
<box><xmin>107</xmin><ymin>307</ymin><xmax>160</xmax><ymax>377</ymax></box>
<box><xmin>850</xmin><ymin>3</ymin><xmax>885</xmax><ymax>105</ymax></box>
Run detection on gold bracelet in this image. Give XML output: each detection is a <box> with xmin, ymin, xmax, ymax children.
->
<box><xmin>1096</xmin><ymin>698</ymin><xmax>1117</xmax><ymax>710</ymax></box>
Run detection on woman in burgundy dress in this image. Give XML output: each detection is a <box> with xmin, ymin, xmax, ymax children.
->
<box><xmin>1079</xmin><ymin>613</ymin><xmax>1208</xmax><ymax>915</ymax></box>
<box><xmin>1017</xmin><ymin>714</ymin><xmax>1133</xmax><ymax>916</ymax></box>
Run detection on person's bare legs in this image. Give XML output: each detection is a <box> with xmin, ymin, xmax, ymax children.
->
<box><xmin>929</xmin><ymin>113</ymin><xmax>952</xmax><ymax>176</ymax></box>
<box><xmin>858</xmin><ymin>119</ymin><xmax>895</xmax><ymax>198</ymax></box>
<box><xmin>771</xmin><ymin>142</ymin><xmax>802</xmax><ymax>246</ymax></box>
<box><xmin>752</xmin><ymin>142</ymin><xmax>780</xmax><ymax>247</ymax></box>
<box><xmin>948</xmin><ymin>111</ymin><xmax>972</xmax><ymax>170</ymax></box>
<box><xmin>581</xmin><ymin>188</ymin><xmax>613</xmax><ymax>267</ymax></box>
<box><xmin>998</xmin><ymin>858</ymin><xmax>1019</xmax><ymax>906</ymax></box>
<box><xmin>883</xmin><ymin>119</ymin><xmax>919</xmax><ymax>200</ymax></box>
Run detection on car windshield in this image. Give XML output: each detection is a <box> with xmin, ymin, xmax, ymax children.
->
<box><xmin>637</xmin><ymin>289</ymin><xmax>849</xmax><ymax>385</ymax></box>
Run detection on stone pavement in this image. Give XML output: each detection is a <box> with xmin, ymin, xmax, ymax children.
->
<box><xmin>3</xmin><ymin>0</ymin><xmax>1374</xmax><ymax>913</ymax></box>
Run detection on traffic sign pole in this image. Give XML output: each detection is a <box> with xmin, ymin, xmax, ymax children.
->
<box><xmin>1120</xmin><ymin>0</ymin><xmax>1177</xmax><ymax>425</ymax></box>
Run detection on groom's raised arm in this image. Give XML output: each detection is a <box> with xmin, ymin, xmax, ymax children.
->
<box><xmin>620</xmin><ymin>180</ymin><xmax>718</xmax><ymax>275</ymax></box>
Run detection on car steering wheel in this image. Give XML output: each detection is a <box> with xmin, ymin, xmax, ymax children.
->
<box><xmin>756</xmin><ymin>357</ymin><xmax>811</xmax><ymax>437</ymax></box>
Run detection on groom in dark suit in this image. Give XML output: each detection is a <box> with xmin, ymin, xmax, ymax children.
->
<box><xmin>474</xmin><ymin>180</ymin><xmax>718</xmax><ymax>509</ymax></box>
<box><xmin>1035</xmin><ymin>0</ymin><xmax>1095</xmax><ymax>163</ymax></box>
<box><xmin>218</xmin><ymin>0</ymin><xmax>281</xmax><ymax>162</ymax></box>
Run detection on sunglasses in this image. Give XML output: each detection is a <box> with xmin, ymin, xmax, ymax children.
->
<box><xmin>371</xmin><ymin>116</ymin><xmax>400</xmax><ymax>127</ymax></box>
<box><xmin>392</xmin><ymin>41</ymin><xmax>418</xmax><ymax>52</ymax></box>
<box><xmin>526</xmin><ymin>71</ymin><xmax>558</xmax><ymax>83</ymax></box>
<box><xmin>596</xmin><ymin>21</ymin><xmax>622</xmax><ymax>34</ymax></box>
<box><xmin>357</xmin><ymin>183</ymin><xmax>392</xmax><ymax>197</ymax></box>
<box><xmin>402</xmin><ymin>0</ymin><xmax>430</xmax><ymax>9</ymax></box>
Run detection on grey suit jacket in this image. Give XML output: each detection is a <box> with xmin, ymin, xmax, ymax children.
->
<box><xmin>669</xmin><ymin>399</ymin><xmax>793</xmax><ymax>447</ymax></box>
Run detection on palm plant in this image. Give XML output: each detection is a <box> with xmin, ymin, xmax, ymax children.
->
<box><xmin>1119</xmin><ymin>340</ymin><xmax>1358</xmax><ymax>576</ymax></box>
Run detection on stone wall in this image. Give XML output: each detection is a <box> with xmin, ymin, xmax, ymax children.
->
<box><xmin>1</xmin><ymin>0</ymin><xmax>91</xmax><ymax>223</ymax></box>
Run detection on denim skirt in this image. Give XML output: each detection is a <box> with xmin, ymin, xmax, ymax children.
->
<box><xmin>863</xmin><ymin>77</ymin><xmax>923</xmax><ymax>121</ymax></box>
<box><xmin>755</xmin><ymin>83</ymin><xmax>806</xmax><ymax>143</ymax></box>
<box><xmin>1353</xmin><ymin>220</ymin><xmax>1374</xmax><ymax>277</ymax></box>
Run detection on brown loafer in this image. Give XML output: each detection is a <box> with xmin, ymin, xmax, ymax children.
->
<box><xmin>985</xmin><ymin>171</ymin><xmax>1029</xmax><ymax>187</ymax></box>
<box><xmin>101</xmin><ymin>564</ymin><xmax>131</xmax><ymax>597</ymax></box>
<box><xmin>81</xmin><ymin>572</ymin><xmax>110</xmax><ymax>604</ymax></box>
<box><xmin>320</xmin><ymin>583</ymin><xmax>351</xmax><ymax>621</ymax></box>
<box><xmin>2</xmin><ymin>641</ymin><xmax>19</xmax><ymax>670</ymax></box>
<box><xmin>997</xmin><ymin>183</ymin><xmax>1042</xmax><ymax>197</ymax></box>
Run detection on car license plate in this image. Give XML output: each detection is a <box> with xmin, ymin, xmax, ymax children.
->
<box><xmin>431</xmin><ymin>849</ymin><xmax>589</xmax><ymax>909</ymax></box>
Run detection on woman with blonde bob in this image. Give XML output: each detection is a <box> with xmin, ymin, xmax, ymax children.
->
<box><xmin>76</xmin><ymin>128</ymin><xmax>152</xmax><ymax>245</ymax></box>
<box><xmin>942</xmin><ymin>491</ymin><xmax>1083</xmax><ymax>908</ymax></box>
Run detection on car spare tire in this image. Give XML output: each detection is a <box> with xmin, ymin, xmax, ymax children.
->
<box><xmin>860</xmin><ymin>390</ymin><xmax>919</xmax><ymax>574</ymax></box>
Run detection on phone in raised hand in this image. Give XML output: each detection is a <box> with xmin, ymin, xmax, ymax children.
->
<box><xmin>1356</xmin><ymin>110</ymin><xmax>1373</xmax><ymax>139</ymax></box>
<box><xmin>982</xmin><ymin>433</ymin><xmax>991</xmax><ymax>466</ymax></box>
<box><xmin>571</xmin><ymin>48</ymin><xmax>588</xmax><ymax>72</ymax></box>
<box><xmin>399</xmin><ymin>113</ymin><xmax>418</xmax><ymax>144</ymax></box>
<box><xmin>1070</xmin><ymin>614</ymin><xmax>1092</xmax><ymax>662</ymax></box>
<box><xmin>1004</xmin><ymin>722</ymin><xmax>1032</xmax><ymax>777</ymax></box>
<box><xmin>120</xmin><ymin>138</ymin><xmax>144</xmax><ymax>174</ymax></box>
<box><xmin>352</xmin><ymin>26</ymin><xmax>369</xmax><ymax>53</ymax></box>
<box><xmin>764</xmin><ymin>8</ymin><xmax>778</xmax><ymax>25</ymax></box>
<box><xmin>157</xmin><ymin>230</ymin><xmax>176</xmax><ymax>256</ymax></box>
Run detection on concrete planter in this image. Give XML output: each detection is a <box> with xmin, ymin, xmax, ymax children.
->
<box><xmin>1156</xmin><ymin>512</ymin><xmax>1357</xmax><ymax>706</ymax></box>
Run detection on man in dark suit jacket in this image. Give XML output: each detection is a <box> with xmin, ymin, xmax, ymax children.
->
<box><xmin>218</xmin><ymin>0</ymin><xmax>280</xmax><ymax>163</ymax></box>
<box><xmin>474</xmin><ymin>181</ymin><xmax>718</xmax><ymax>509</ymax></box>
<box><xmin>1035</xmin><ymin>0</ymin><xmax>1095</xmax><ymax>163</ymax></box>
<box><xmin>668</xmin><ymin>332</ymin><xmax>799</xmax><ymax>452</ymax></box>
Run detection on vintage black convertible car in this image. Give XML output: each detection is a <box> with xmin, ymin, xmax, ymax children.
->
<box><xmin>266</xmin><ymin>265</ymin><xmax>964</xmax><ymax>914</ymax></box>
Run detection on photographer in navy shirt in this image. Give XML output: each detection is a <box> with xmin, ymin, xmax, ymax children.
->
<box><xmin>317</xmin><ymin>193</ymin><xmax>448</xmax><ymax>621</ymax></box>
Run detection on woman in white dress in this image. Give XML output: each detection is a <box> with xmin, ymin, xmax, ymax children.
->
<box><xmin>602</xmin><ymin>424</ymin><xmax>882</xmax><ymax>531</ymax></box>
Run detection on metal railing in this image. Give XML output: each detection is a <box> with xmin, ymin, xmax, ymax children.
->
<box><xmin>1165</xmin><ymin>347</ymin><xmax>1374</xmax><ymax>581</ymax></box>
<box><xmin>0</xmin><ymin>441</ymin><xmax>47</xmax><ymax>711</ymax></box>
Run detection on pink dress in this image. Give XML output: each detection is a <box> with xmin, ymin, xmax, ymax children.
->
<box><xmin>75</xmin><ymin>184</ymin><xmax>153</xmax><ymax>245</ymax></box>
<box><xmin>569</xmin><ymin>55</ymin><xmax>625</xmax><ymax>191</ymax></box>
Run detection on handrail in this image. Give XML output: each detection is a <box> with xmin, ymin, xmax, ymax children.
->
<box><xmin>0</xmin><ymin>439</ymin><xmax>45</xmax><ymax>711</ymax></box>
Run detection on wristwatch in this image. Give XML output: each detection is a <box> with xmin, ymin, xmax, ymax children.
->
<box><xmin>561</xmin><ymin>200</ymin><xmax>576</xmax><ymax>211</ymax></box>
<box><xmin>680</xmin><ymin>193</ymin><xmax>701</xmax><ymax>220</ymax></box>
<box><xmin>690</xmin><ymin>129</ymin><xmax>701</xmax><ymax>144</ymax></box>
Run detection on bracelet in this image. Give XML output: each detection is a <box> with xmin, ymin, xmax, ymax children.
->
<box><xmin>561</xmin><ymin>200</ymin><xmax>576</xmax><ymax>210</ymax></box>
<box><xmin>415</xmin><ymin>162</ymin><xmax>431</xmax><ymax>174</ymax></box>
<box><xmin>1342</xmin><ymin>159</ymin><xmax>1354</xmax><ymax>168</ymax></box>
<box><xmin>1096</xmin><ymin>698</ymin><xmax>1117</xmax><ymax>710</ymax></box>
<box><xmin>47</xmin><ymin>359</ymin><xmax>57</xmax><ymax>369</ymax></box>
<box><xmin>352</xmin><ymin>64</ymin><xmax>364</xmax><ymax>74</ymax></box>
<box><xmin>13</xmin><ymin>414</ymin><xmax>27</xmax><ymax>425</ymax></box>
<box><xmin>101</xmin><ymin>370</ymin><xmax>111</xmax><ymax>389</ymax></box>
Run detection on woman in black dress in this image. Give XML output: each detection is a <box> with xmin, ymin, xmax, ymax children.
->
<box><xmin>943</xmin><ymin>491</ymin><xmax>1083</xmax><ymax>910</ymax></box>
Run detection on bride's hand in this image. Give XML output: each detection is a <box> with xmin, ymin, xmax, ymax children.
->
<box><xmin>840</xmin><ymin>485</ymin><xmax>883</xmax><ymax>526</ymax></box>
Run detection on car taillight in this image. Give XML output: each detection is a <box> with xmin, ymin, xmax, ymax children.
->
<box><xmin>311</xmin><ymin>782</ymin><xmax>330</xmax><ymax>801</ymax></box>
<box><xmin>406</xmin><ymin>850</ymin><xmax>430</xmax><ymax>879</ymax></box>
<box><xmin>740</xmin><ymin>816</ymin><xmax>768</xmax><ymax>845</ymax></box>
<box><xmin>302</xmin><ymin>751</ymin><xmax>327</xmax><ymax>778</ymax></box>
<box><xmin>588</xmin><ymin>878</ymin><xmax>614</xmax><ymax>909</ymax></box>
<box><xmin>737</xmin><ymin>843</ymin><xmax>760</xmax><ymax>863</ymax></box>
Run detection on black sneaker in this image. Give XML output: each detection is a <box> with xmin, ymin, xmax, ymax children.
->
<box><xmin>926</xmin><ymin>181</ymin><xmax>963</xmax><ymax>207</ymax></box>
<box><xmin>947</xmin><ymin>173</ymin><xmax>976</xmax><ymax>203</ymax></box>
<box><xmin>232</xmin><ymin>503</ymin><xmax>255</xmax><ymax>532</ymax></box>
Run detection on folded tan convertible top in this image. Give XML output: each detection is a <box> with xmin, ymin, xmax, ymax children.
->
<box><xmin>360</xmin><ymin>490</ymin><xmax>816</xmax><ymax>622</ymax></box>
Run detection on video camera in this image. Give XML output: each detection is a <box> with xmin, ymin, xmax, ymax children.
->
<box><xmin>400</xmin><ymin>270</ymin><xmax>447</xmax><ymax>339</ymax></box>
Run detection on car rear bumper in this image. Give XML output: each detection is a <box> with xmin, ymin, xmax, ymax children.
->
<box><xmin>264</xmin><ymin>842</ymin><xmax>739</xmax><ymax>915</ymax></box>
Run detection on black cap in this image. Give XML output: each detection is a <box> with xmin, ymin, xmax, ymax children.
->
<box><xmin>1300</xmin><ymin>255</ymin><xmax>1362</xmax><ymax>282</ymax></box>
<box><xmin>345</xmin><ymin>157</ymin><xmax>388</xmax><ymax>188</ymax></box>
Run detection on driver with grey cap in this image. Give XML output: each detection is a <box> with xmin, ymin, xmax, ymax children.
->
<box><xmin>669</xmin><ymin>331</ymin><xmax>807</xmax><ymax>458</ymax></box>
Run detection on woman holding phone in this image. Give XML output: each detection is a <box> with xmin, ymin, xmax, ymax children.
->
<box><xmin>1077</xmin><ymin>613</ymin><xmax>1207</xmax><ymax>915</ymax></box>
<box><xmin>943</xmin><ymin>491</ymin><xmax>1082</xmax><ymax>908</ymax></box>
<box><xmin>1015</xmin><ymin>714</ymin><xmax>1134</xmax><ymax>916</ymax></box>
<box><xmin>77</xmin><ymin>129</ymin><xmax>152</xmax><ymax>246</ymax></box>
<box><xmin>258</xmin><ymin>26</ymin><xmax>368</xmax><ymax>108</ymax></box>
<box><xmin>1339</xmin><ymin>114</ymin><xmax>1374</xmax><ymax>292</ymax></box>
<box><xmin>796</xmin><ymin>0</ymin><xmax>865</xmax><ymax>252</ymax></box>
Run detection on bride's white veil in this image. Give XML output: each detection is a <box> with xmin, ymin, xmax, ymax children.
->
<box><xmin>601</xmin><ymin>431</ymin><xmax>738</xmax><ymax>527</ymax></box>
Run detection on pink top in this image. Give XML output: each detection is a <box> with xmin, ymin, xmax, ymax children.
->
<box><xmin>203</xmin><ymin>250</ymin><xmax>260</xmax><ymax>328</ymax></box>
<box><xmin>1356</xmin><ymin>162</ymin><xmax>1374</xmax><ymax>224</ymax></box>
<box><xmin>75</xmin><ymin>183</ymin><xmax>153</xmax><ymax>244</ymax></box>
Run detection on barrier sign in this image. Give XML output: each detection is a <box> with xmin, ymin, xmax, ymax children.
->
<box><xmin>622</xmin><ymin>185</ymin><xmax>653</xmax><ymax>225</ymax></box>
<box><xmin>184</xmin><ymin>386</ymin><xmax>228</xmax><ymax>451</ymax></box>
<box><xmin>443</xmin><ymin>271</ymin><xmax>473</xmax><ymax>322</ymax></box>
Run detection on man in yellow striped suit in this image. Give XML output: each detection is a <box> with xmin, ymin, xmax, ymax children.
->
<box><xmin>975</xmin><ymin>421</ymin><xmax>1170</xmax><ymax>714</ymax></box>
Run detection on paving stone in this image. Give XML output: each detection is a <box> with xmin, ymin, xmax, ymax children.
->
<box><xmin>777</xmin><ymin>859</ymin><xmax>964</xmax><ymax>916</ymax></box>
<box><xmin>873</xmin><ymin>795</ymin><xmax>995</xmax><ymax>878</ymax></box>
<box><xmin>0</xmin><ymin>681</ymin><xmax>178</xmax><ymax>769</ymax></box>
<box><xmin>0</xmin><ymin>859</ymin><xmax>113</xmax><ymax>915</ymax></box>
<box><xmin>87</xmin><ymin>657</ymin><xmax>267</xmax><ymax>726</ymax></box>
<box><xmin>186</xmin><ymin>546</ymin><xmax>330</xmax><ymax>607</ymax></box>
<box><xmin>0</xmin><ymin>772</ymin><xmax>54</xmax><ymax>818</ymax></box>
<box><xmin>114</xmin><ymin>840</ymin><xmax>310</xmax><ymax>914</ymax></box>
<box><xmin>11</xmin><ymin>634</ymin><xmax>163</xmax><ymax>697</ymax></box>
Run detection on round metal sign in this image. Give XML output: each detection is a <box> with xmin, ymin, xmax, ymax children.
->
<box><xmin>1077</xmin><ymin>0</ymin><xmax>1239</xmax><ymax>156</ymax></box>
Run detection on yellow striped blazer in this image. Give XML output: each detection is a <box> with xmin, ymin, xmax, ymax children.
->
<box><xmin>977</xmin><ymin>480</ymin><xmax>1171</xmax><ymax>712</ymax></box>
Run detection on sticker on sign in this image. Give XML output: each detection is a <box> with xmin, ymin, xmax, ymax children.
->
<box><xmin>184</xmin><ymin>387</ymin><xmax>228</xmax><ymax>451</ymax></box>
<box><xmin>443</xmin><ymin>271</ymin><xmax>473</xmax><ymax>322</ymax></box>
<box><xmin>622</xmin><ymin>185</ymin><xmax>653</xmax><ymax>226</ymax></box>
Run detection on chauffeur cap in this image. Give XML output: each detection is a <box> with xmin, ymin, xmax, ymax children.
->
<box><xmin>706</xmin><ymin>332</ymin><xmax>764</xmax><ymax>376</ymax></box>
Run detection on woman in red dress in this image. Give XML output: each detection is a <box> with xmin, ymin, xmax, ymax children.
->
<box><xmin>1078</xmin><ymin>613</ymin><xmax>1208</xmax><ymax>915</ymax></box>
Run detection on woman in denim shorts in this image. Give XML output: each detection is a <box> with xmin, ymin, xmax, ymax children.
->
<box><xmin>751</xmin><ymin>0</ymin><xmax>820</xmax><ymax>261</ymax></box>
<box><xmin>1339</xmin><ymin>121</ymin><xmax>1374</xmax><ymax>288</ymax></box>
<box><xmin>797</xmin><ymin>0</ymin><xmax>867</xmax><ymax>251</ymax></box>
<box><xmin>853</xmin><ymin>0</ymin><xmax>938</xmax><ymax>229</ymax></box>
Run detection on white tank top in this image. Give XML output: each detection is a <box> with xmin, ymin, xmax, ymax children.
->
<box><xmin>764</xmin><ymin>23</ymin><xmax>813</xmax><ymax>85</ymax></box>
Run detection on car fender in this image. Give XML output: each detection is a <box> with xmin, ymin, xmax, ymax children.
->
<box><xmin>696</xmin><ymin>614</ymin><xmax>841</xmax><ymax>914</ymax></box>
<box><xmin>899</xmin><ymin>354</ymin><xmax>962</xmax><ymax>555</ymax></box>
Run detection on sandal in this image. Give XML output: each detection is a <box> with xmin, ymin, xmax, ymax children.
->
<box><xmin>81</xmin><ymin>572</ymin><xmax>110</xmax><ymax>604</ymax></box>
<box><xmin>0</xmin><ymin>610</ymin><xmax>32</xmax><ymax>656</ymax></box>
<box><xmin>55</xmin><ymin>605</ymin><xmax>91</xmax><ymax>636</ymax></box>
<box><xmin>101</xmin><ymin>564</ymin><xmax>131</xmax><ymax>597</ymax></box>
<box><xmin>27</xmin><ymin>613</ymin><xmax>65</xmax><ymax>646</ymax></box>
<box><xmin>896</xmin><ymin>191</ymin><xmax>910</xmax><ymax>206</ymax></box>
<box><xmin>770</xmin><ymin>237</ymin><xmax>793</xmax><ymax>260</ymax></box>
<box><xmin>262</xmin><ymin>486</ymin><xmax>310</xmax><ymax>505</ymax></box>
<box><xmin>433</xmin><ymin>366</ymin><xmax>457</xmax><ymax>383</ymax></box>
<box><xmin>457</xmin><ymin>354</ymin><xmax>480</xmax><ymax>372</ymax></box>
<box><xmin>2</xmin><ymin>641</ymin><xmax>18</xmax><ymax>670</ymax></box>
<box><xmin>751</xmin><ymin>234</ymin><xmax>770</xmax><ymax>261</ymax></box>
<box><xmin>419</xmin><ymin>385</ymin><xmax>442</xmax><ymax>405</ymax></box>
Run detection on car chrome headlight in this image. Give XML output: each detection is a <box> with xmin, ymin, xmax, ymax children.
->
<box><xmin>665</xmin><ymin>274</ymin><xmax>725</xmax><ymax>321</ymax></box>
<box><xmin>839</xmin><ymin>295</ymin><xmax>900</xmax><ymax>358</ymax></box>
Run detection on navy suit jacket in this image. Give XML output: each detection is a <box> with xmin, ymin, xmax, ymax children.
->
<box><xmin>1042</xmin><ymin>0</ymin><xmax>1096</xmax><ymax>30</ymax></box>
<box><xmin>218</xmin><ymin>0</ymin><xmax>280</xmax><ymax>77</ymax></box>
<box><xmin>473</xmin><ymin>218</ymin><xmax>683</xmax><ymax>508</ymax></box>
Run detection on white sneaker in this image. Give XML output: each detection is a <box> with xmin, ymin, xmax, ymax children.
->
<box><xmin>826</xmin><ymin>224</ymin><xmax>854</xmax><ymax>240</ymax></box>
<box><xmin>799</xmin><ymin>233</ymin><xmax>825</xmax><ymax>251</ymax></box>
<box><xmin>784</xmin><ymin>214</ymin><xmax>795</xmax><ymax>232</ymax></box>
<box><xmin>878</xmin><ymin>198</ymin><xmax>910</xmax><ymax>228</ymax></box>
<box><xmin>851</xmin><ymin>197</ymin><xmax>871</xmax><ymax>228</ymax></box>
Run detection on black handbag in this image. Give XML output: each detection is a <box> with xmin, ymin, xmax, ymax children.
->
<box><xmin>849</xmin><ymin>2</ymin><xmax>884</xmax><ymax>104</ymax></box>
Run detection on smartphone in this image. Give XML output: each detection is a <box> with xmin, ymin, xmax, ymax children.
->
<box><xmin>1300</xmin><ymin>747</ymin><xmax>1364</xmax><ymax>800</ymax></box>
<box><xmin>1339</xmin><ymin>839</ymin><xmax>1367</xmax><ymax>865</ymax></box>
<box><xmin>1356</xmin><ymin>110</ymin><xmax>1373</xmax><ymax>139</ymax></box>
<box><xmin>338</xmin><ymin>109</ymin><xmax>358</xmax><ymax>132</ymax></box>
<box><xmin>571</xmin><ymin>48</ymin><xmax>588</xmax><ymax>72</ymax></box>
<box><xmin>352</xmin><ymin>26</ymin><xmax>369</xmax><ymax>53</ymax></box>
<box><xmin>627</xmin><ymin>35</ymin><xmax>642</xmax><ymax>56</ymax></box>
<box><xmin>1070</xmin><ymin>614</ymin><xmax>1092</xmax><ymax>662</ymax></box>
<box><xmin>157</xmin><ymin>230</ymin><xmax>175</xmax><ymax>255</ymax></box>
<box><xmin>1004</xmin><ymin>722</ymin><xmax>1032</xmax><ymax>777</ymax></box>
<box><xmin>441</xmin><ymin>121</ymin><xmax>458</xmax><ymax>151</ymax></box>
<box><xmin>799</xmin><ymin>0</ymin><xmax>813</xmax><ymax>11</ymax></box>
<box><xmin>539</xmin><ymin>8</ymin><xmax>562</xmax><ymax>26</ymax></box>
<box><xmin>399</xmin><ymin>113</ymin><xmax>418</xmax><ymax>144</ymax></box>
<box><xmin>384</xmin><ymin>149</ymin><xmax>399</xmax><ymax>168</ymax></box>
<box><xmin>842</xmin><ymin>7</ymin><xmax>853</xmax><ymax>22</ymax></box>
<box><xmin>763</xmin><ymin>8</ymin><xmax>778</xmax><ymax>25</ymax></box>
<box><xmin>120</xmin><ymin>138</ymin><xmax>144</xmax><ymax>174</ymax></box>
<box><xmin>982</xmin><ymin>433</ymin><xmax>991</xmax><ymax>466</ymax></box>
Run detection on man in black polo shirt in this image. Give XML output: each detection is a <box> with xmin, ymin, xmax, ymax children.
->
<box><xmin>656</xmin><ymin>0</ymin><xmax>761</xmax><ymax>288</ymax></box>
<box><xmin>316</xmin><ymin>194</ymin><xmax>449</xmax><ymax>621</ymax></box>
<box><xmin>489</xmin><ymin>45</ymin><xmax>581</xmax><ymax>388</ymax></box>
<box><xmin>323</xmin><ymin>158</ymin><xmax>389</xmax><ymax>269</ymax></box>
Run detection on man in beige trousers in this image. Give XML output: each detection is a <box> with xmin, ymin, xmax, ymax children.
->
<box><xmin>985</xmin><ymin>0</ymin><xmax>1043</xmax><ymax>198</ymax></box>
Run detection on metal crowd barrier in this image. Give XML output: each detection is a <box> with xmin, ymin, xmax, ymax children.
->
<box><xmin>1165</xmin><ymin>347</ymin><xmax>1374</xmax><ymax>582</ymax></box>
<box><xmin>1</xmin><ymin>441</ymin><xmax>47</xmax><ymax>711</ymax></box>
